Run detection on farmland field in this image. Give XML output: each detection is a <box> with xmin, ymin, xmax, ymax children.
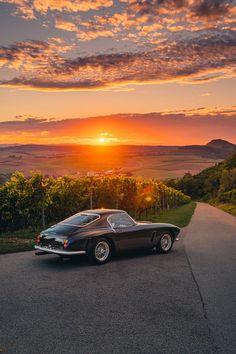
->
<box><xmin>0</xmin><ymin>144</ymin><xmax>223</xmax><ymax>179</ymax></box>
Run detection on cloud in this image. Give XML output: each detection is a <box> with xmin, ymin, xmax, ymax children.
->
<box><xmin>0</xmin><ymin>30</ymin><xmax>235</xmax><ymax>90</ymax></box>
<box><xmin>0</xmin><ymin>40</ymin><xmax>52</xmax><ymax>69</ymax></box>
<box><xmin>55</xmin><ymin>17</ymin><xmax>114</xmax><ymax>40</ymax></box>
<box><xmin>0</xmin><ymin>0</ymin><xmax>113</xmax><ymax>18</ymax></box>
<box><xmin>0</xmin><ymin>1</ymin><xmax>235</xmax><ymax>90</ymax></box>
<box><xmin>128</xmin><ymin>0</ymin><xmax>235</xmax><ymax>20</ymax></box>
<box><xmin>1</xmin><ymin>108</ymin><xmax>236</xmax><ymax>145</ymax></box>
<box><xmin>1</xmin><ymin>0</ymin><xmax>35</xmax><ymax>19</ymax></box>
<box><xmin>191</xmin><ymin>0</ymin><xmax>234</xmax><ymax>20</ymax></box>
<box><xmin>76</xmin><ymin>28</ymin><xmax>114</xmax><ymax>41</ymax></box>
<box><xmin>128</xmin><ymin>0</ymin><xmax>187</xmax><ymax>17</ymax></box>
<box><xmin>1</xmin><ymin>0</ymin><xmax>235</xmax><ymax>47</ymax></box>
<box><xmin>163</xmin><ymin>105</ymin><xmax>236</xmax><ymax>116</ymax></box>
<box><xmin>33</xmin><ymin>0</ymin><xmax>113</xmax><ymax>13</ymax></box>
<box><xmin>55</xmin><ymin>18</ymin><xmax>78</xmax><ymax>32</ymax></box>
<box><xmin>0</xmin><ymin>39</ymin><xmax>72</xmax><ymax>71</ymax></box>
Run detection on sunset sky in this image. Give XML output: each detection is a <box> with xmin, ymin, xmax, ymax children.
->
<box><xmin>0</xmin><ymin>0</ymin><xmax>235</xmax><ymax>145</ymax></box>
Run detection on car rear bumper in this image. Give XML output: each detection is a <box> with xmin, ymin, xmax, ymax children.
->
<box><xmin>34</xmin><ymin>245</ymin><xmax>86</xmax><ymax>256</ymax></box>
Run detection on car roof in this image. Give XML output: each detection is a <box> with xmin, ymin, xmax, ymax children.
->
<box><xmin>83</xmin><ymin>209</ymin><xmax>126</xmax><ymax>216</ymax></box>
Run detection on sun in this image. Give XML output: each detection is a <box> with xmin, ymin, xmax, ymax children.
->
<box><xmin>95</xmin><ymin>132</ymin><xmax>117</xmax><ymax>145</ymax></box>
<box><xmin>98</xmin><ymin>137</ymin><xmax>106</xmax><ymax>144</ymax></box>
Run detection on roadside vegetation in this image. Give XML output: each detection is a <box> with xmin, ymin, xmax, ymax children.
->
<box><xmin>214</xmin><ymin>203</ymin><xmax>236</xmax><ymax>217</ymax></box>
<box><xmin>145</xmin><ymin>202</ymin><xmax>196</xmax><ymax>228</ymax></box>
<box><xmin>0</xmin><ymin>228</ymin><xmax>38</xmax><ymax>255</ymax></box>
<box><xmin>0</xmin><ymin>238</ymin><xmax>34</xmax><ymax>255</ymax></box>
<box><xmin>166</xmin><ymin>152</ymin><xmax>236</xmax><ymax>217</ymax></box>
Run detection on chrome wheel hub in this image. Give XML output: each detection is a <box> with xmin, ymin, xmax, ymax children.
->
<box><xmin>160</xmin><ymin>234</ymin><xmax>172</xmax><ymax>251</ymax></box>
<box><xmin>95</xmin><ymin>241</ymin><xmax>110</xmax><ymax>262</ymax></box>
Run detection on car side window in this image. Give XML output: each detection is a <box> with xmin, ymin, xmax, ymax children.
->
<box><xmin>108</xmin><ymin>213</ymin><xmax>135</xmax><ymax>229</ymax></box>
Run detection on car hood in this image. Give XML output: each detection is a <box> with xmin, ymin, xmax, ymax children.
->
<box><xmin>137</xmin><ymin>222</ymin><xmax>180</xmax><ymax>230</ymax></box>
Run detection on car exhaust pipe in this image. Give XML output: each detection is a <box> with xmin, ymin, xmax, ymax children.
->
<box><xmin>35</xmin><ymin>251</ymin><xmax>48</xmax><ymax>256</ymax></box>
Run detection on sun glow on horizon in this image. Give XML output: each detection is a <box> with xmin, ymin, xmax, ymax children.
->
<box><xmin>98</xmin><ymin>137</ymin><xmax>106</xmax><ymax>144</ymax></box>
<box><xmin>95</xmin><ymin>132</ymin><xmax>116</xmax><ymax>145</ymax></box>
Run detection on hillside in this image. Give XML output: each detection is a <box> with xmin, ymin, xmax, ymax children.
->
<box><xmin>168</xmin><ymin>152</ymin><xmax>236</xmax><ymax>203</ymax></box>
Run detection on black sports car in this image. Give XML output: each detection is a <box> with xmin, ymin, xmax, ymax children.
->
<box><xmin>35</xmin><ymin>209</ymin><xmax>180</xmax><ymax>264</ymax></box>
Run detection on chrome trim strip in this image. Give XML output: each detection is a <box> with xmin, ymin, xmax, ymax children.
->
<box><xmin>34</xmin><ymin>246</ymin><xmax>86</xmax><ymax>255</ymax></box>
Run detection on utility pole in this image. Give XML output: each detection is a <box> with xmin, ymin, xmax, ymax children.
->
<box><xmin>90</xmin><ymin>189</ymin><xmax>93</xmax><ymax>209</ymax></box>
<box><xmin>42</xmin><ymin>203</ymin><xmax>45</xmax><ymax>229</ymax></box>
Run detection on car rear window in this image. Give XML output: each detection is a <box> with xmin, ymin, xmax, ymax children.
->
<box><xmin>60</xmin><ymin>213</ymin><xmax>99</xmax><ymax>227</ymax></box>
<box><xmin>46</xmin><ymin>224</ymin><xmax>80</xmax><ymax>234</ymax></box>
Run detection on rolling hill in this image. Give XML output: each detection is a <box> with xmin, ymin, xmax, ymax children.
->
<box><xmin>0</xmin><ymin>139</ymin><xmax>235</xmax><ymax>181</ymax></box>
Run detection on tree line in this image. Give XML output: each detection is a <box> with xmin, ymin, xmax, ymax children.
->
<box><xmin>0</xmin><ymin>171</ymin><xmax>190</xmax><ymax>232</ymax></box>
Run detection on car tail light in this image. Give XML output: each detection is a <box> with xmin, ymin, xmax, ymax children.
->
<box><xmin>36</xmin><ymin>235</ymin><xmax>41</xmax><ymax>245</ymax></box>
<box><xmin>63</xmin><ymin>240</ymin><xmax>69</xmax><ymax>248</ymax></box>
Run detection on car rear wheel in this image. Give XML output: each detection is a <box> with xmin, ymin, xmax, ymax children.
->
<box><xmin>156</xmin><ymin>232</ymin><xmax>173</xmax><ymax>254</ymax></box>
<box><xmin>88</xmin><ymin>239</ymin><xmax>111</xmax><ymax>265</ymax></box>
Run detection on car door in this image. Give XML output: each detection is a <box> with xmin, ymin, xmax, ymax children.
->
<box><xmin>108</xmin><ymin>213</ymin><xmax>153</xmax><ymax>251</ymax></box>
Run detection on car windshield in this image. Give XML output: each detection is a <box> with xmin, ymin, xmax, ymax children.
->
<box><xmin>60</xmin><ymin>213</ymin><xmax>99</xmax><ymax>227</ymax></box>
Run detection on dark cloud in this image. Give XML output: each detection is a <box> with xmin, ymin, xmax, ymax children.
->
<box><xmin>129</xmin><ymin>0</ymin><xmax>187</xmax><ymax>16</ymax></box>
<box><xmin>0</xmin><ymin>40</ymin><xmax>52</xmax><ymax>69</ymax></box>
<box><xmin>0</xmin><ymin>30</ymin><xmax>235</xmax><ymax>90</ymax></box>
<box><xmin>191</xmin><ymin>0</ymin><xmax>234</xmax><ymax>20</ymax></box>
<box><xmin>128</xmin><ymin>0</ymin><xmax>235</xmax><ymax>22</ymax></box>
<box><xmin>14</xmin><ymin>115</ymin><xmax>48</xmax><ymax>122</ymax></box>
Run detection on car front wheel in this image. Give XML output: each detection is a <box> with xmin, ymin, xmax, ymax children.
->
<box><xmin>156</xmin><ymin>232</ymin><xmax>173</xmax><ymax>254</ymax></box>
<box><xmin>88</xmin><ymin>239</ymin><xmax>111</xmax><ymax>265</ymax></box>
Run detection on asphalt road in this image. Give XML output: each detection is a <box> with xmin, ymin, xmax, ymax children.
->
<box><xmin>184</xmin><ymin>203</ymin><xmax>236</xmax><ymax>354</ymax></box>
<box><xmin>0</xmin><ymin>203</ymin><xmax>235</xmax><ymax>354</ymax></box>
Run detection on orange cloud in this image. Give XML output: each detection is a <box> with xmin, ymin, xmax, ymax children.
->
<box><xmin>1</xmin><ymin>0</ymin><xmax>114</xmax><ymax>17</ymax></box>
<box><xmin>1</xmin><ymin>108</ymin><xmax>236</xmax><ymax>145</ymax></box>
<box><xmin>55</xmin><ymin>18</ymin><xmax>77</xmax><ymax>32</ymax></box>
<box><xmin>33</xmin><ymin>0</ymin><xmax>113</xmax><ymax>13</ymax></box>
<box><xmin>76</xmin><ymin>28</ymin><xmax>114</xmax><ymax>41</ymax></box>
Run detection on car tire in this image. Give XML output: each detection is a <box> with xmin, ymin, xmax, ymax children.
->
<box><xmin>88</xmin><ymin>238</ymin><xmax>111</xmax><ymax>265</ymax></box>
<box><xmin>156</xmin><ymin>232</ymin><xmax>173</xmax><ymax>254</ymax></box>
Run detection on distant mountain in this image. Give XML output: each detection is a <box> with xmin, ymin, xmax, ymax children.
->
<box><xmin>206</xmin><ymin>139</ymin><xmax>236</xmax><ymax>148</ymax></box>
<box><xmin>0</xmin><ymin>144</ymin><xmax>20</xmax><ymax>148</ymax></box>
<box><xmin>175</xmin><ymin>139</ymin><xmax>236</xmax><ymax>159</ymax></box>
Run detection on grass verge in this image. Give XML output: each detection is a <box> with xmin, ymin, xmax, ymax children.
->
<box><xmin>213</xmin><ymin>203</ymin><xmax>236</xmax><ymax>217</ymax></box>
<box><xmin>0</xmin><ymin>238</ymin><xmax>34</xmax><ymax>255</ymax></box>
<box><xmin>147</xmin><ymin>202</ymin><xmax>196</xmax><ymax>228</ymax></box>
<box><xmin>0</xmin><ymin>229</ymin><xmax>39</xmax><ymax>255</ymax></box>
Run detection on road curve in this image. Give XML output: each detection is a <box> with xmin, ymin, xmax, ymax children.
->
<box><xmin>184</xmin><ymin>202</ymin><xmax>236</xmax><ymax>354</ymax></box>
